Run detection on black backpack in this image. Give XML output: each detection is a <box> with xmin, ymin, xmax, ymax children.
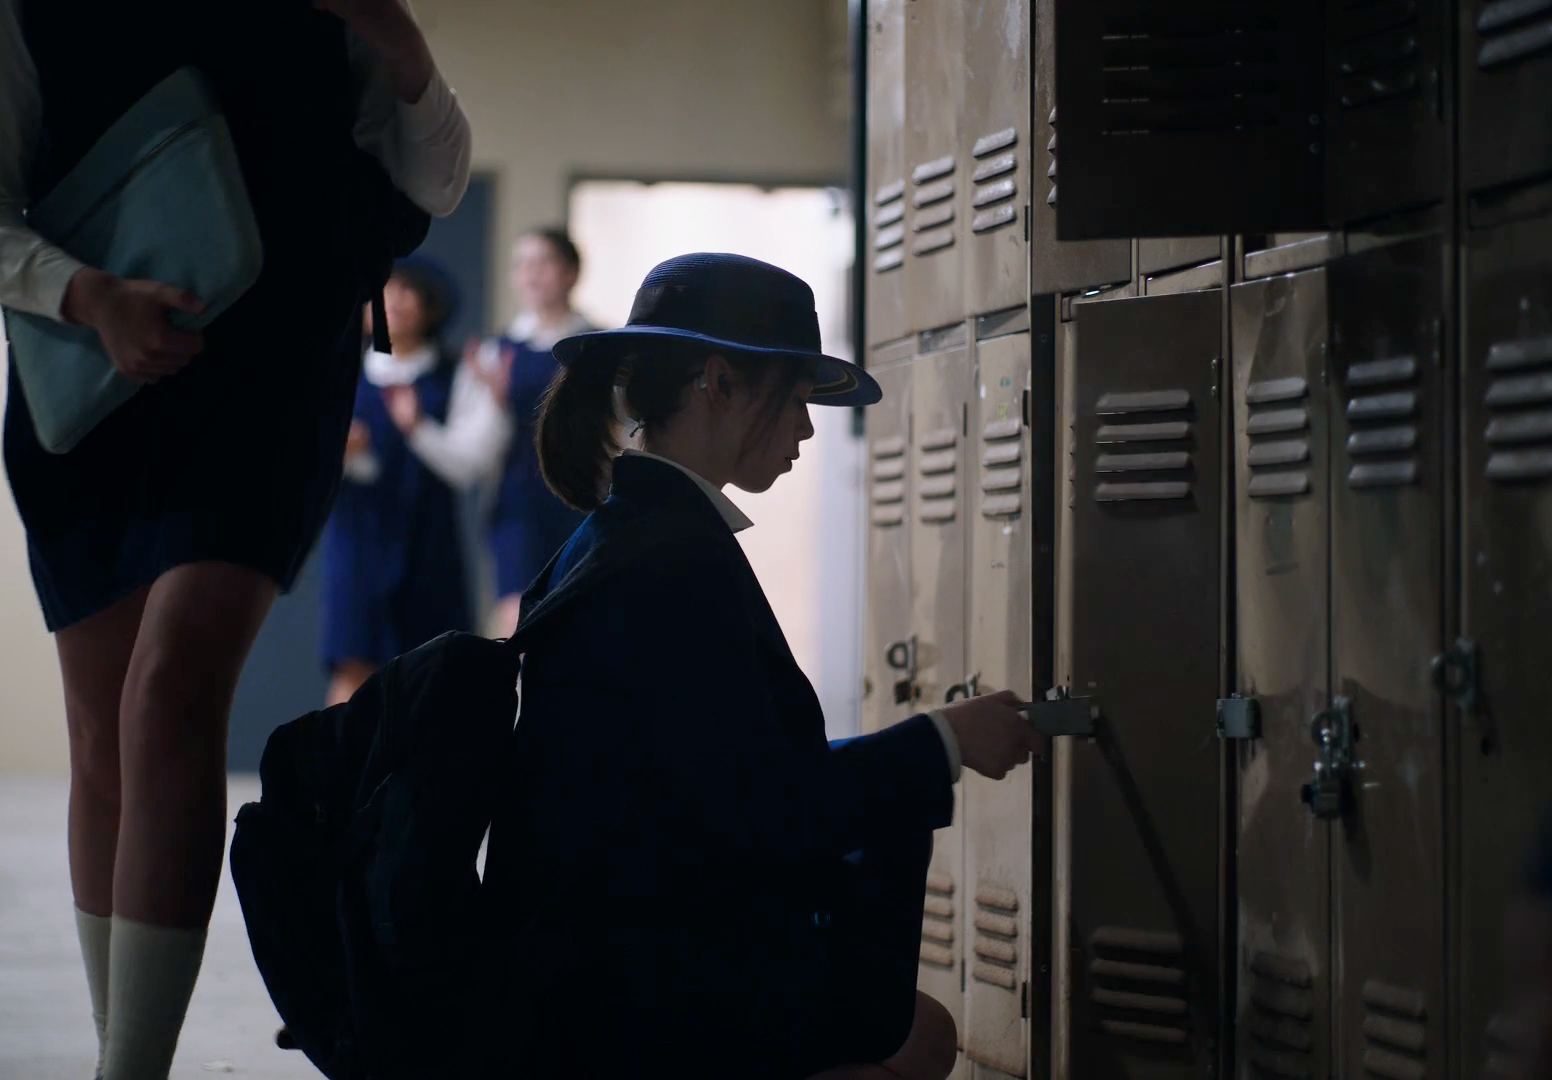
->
<box><xmin>229</xmin><ymin>508</ymin><xmax>715</xmax><ymax>1079</ymax></box>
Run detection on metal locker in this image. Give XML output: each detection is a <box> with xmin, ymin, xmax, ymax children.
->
<box><xmin>962</xmin><ymin>321</ymin><xmax>1055</xmax><ymax>1078</ymax></box>
<box><xmin>1053</xmin><ymin>0</ymin><xmax>1323</xmax><ymax>239</ymax></box>
<box><xmin>1325</xmin><ymin>0</ymin><xmax>1446</xmax><ymax>224</ymax></box>
<box><xmin>1326</xmin><ymin>236</ymin><xmax>1446</xmax><ymax>1080</ymax></box>
<box><xmin>1140</xmin><ymin>239</ymin><xmax>1222</xmax><ymax>280</ymax></box>
<box><xmin>1458</xmin><ymin>212</ymin><xmax>1552</xmax><ymax>1078</ymax></box>
<box><xmin>1029</xmin><ymin>0</ymin><xmax>1131</xmax><ymax>297</ymax></box>
<box><xmin>903</xmin><ymin>0</ymin><xmax>966</xmax><ymax>333</ymax></box>
<box><xmin>911</xmin><ymin>331</ymin><xmax>973</xmax><ymax>1045</ymax></box>
<box><xmin>1067</xmin><ymin>289</ymin><xmax>1225</xmax><ymax>1079</ymax></box>
<box><xmin>863</xmin><ymin>339</ymin><xmax>917</xmax><ymax>736</ymax></box>
<box><xmin>868</xmin><ymin>0</ymin><xmax>909</xmax><ymax>347</ymax></box>
<box><xmin>961</xmin><ymin>0</ymin><xmax>1029</xmax><ymax>319</ymax></box>
<box><xmin>1229</xmin><ymin>268</ymin><xmax>1333</xmax><ymax>1080</ymax></box>
<box><xmin>1461</xmin><ymin>0</ymin><xmax>1552</xmax><ymax>197</ymax></box>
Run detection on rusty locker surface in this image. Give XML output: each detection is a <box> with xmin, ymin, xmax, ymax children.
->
<box><xmin>1029</xmin><ymin>0</ymin><xmax>1131</xmax><ymax>297</ymax></box>
<box><xmin>863</xmin><ymin>348</ymin><xmax>916</xmax><ymax>736</ymax></box>
<box><xmin>1327</xmin><ymin>236</ymin><xmax>1446</xmax><ymax>1080</ymax></box>
<box><xmin>868</xmin><ymin>0</ymin><xmax>908</xmax><ymax>346</ymax></box>
<box><xmin>1230</xmin><ymin>270</ymin><xmax>1333</xmax><ymax>1080</ymax></box>
<box><xmin>1053</xmin><ymin>0</ymin><xmax>1323</xmax><ymax>239</ymax></box>
<box><xmin>904</xmin><ymin>0</ymin><xmax>966</xmax><ymax>334</ymax></box>
<box><xmin>912</xmin><ymin>340</ymin><xmax>972</xmax><ymax>1037</ymax></box>
<box><xmin>1068</xmin><ymin>289</ymin><xmax>1224</xmax><ymax>1079</ymax></box>
<box><xmin>1459</xmin><ymin>213</ymin><xmax>1552</xmax><ymax>1079</ymax></box>
<box><xmin>1326</xmin><ymin>0</ymin><xmax>1447</xmax><ymax>225</ymax></box>
<box><xmin>962</xmin><ymin>328</ymin><xmax>1047</xmax><ymax>1077</ymax></box>
<box><xmin>961</xmin><ymin>0</ymin><xmax>1029</xmax><ymax>318</ymax></box>
<box><xmin>1461</xmin><ymin>0</ymin><xmax>1552</xmax><ymax>197</ymax></box>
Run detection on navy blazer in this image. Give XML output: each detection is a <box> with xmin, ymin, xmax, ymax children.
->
<box><xmin>485</xmin><ymin>453</ymin><xmax>952</xmax><ymax>1075</ymax></box>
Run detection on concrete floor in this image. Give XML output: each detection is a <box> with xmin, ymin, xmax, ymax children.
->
<box><xmin>0</xmin><ymin>775</ymin><xmax>319</xmax><ymax>1080</ymax></box>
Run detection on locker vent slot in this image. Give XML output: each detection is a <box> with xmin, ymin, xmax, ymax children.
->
<box><xmin>973</xmin><ymin>127</ymin><xmax>1017</xmax><ymax>157</ymax></box>
<box><xmin>1482</xmin><ymin>333</ymin><xmax>1552</xmax><ymax>482</ymax></box>
<box><xmin>910</xmin><ymin>157</ymin><xmax>955</xmax><ymax>257</ymax></box>
<box><xmin>912</xmin><ymin>156</ymin><xmax>955</xmax><ymax>184</ymax></box>
<box><xmin>1335</xmin><ymin>0</ymin><xmax>1423</xmax><ymax>109</ymax></box>
<box><xmin>980</xmin><ymin>416</ymin><xmax>1023</xmax><ymax>517</ymax></box>
<box><xmin>973</xmin><ymin>151</ymin><xmax>1017</xmax><ymax>182</ymax></box>
<box><xmin>1090</xmin><ymin>926</ymin><xmax>1189</xmax><ymax>1046</ymax></box>
<box><xmin>873</xmin><ymin>456</ymin><xmax>907</xmax><ymax>481</ymax></box>
<box><xmin>1092</xmin><ymin>390</ymin><xmax>1196</xmax><ymax>503</ymax></box>
<box><xmin>920</xmin><ymin>474</ymin><xmax>957</xmax><ymax>499</ymax></box>
<box><xmin>871</xmin><ymin>505</ymin><xmax>906</xmax><ymax>527</ymax></box>
<box><xmin>873</xmin><ymin>178</ymin><xmax>906</xmax><ymax>274</ymax></box>
<box><xmin>1476</xmin><ymin>0</ymin><xmax>1552</xmax><ymax>69</ymax></box>
<box><xmin>1248</xmin><ymin>952</ymin><xmax>1314</xmax><ymax>1078</ymax></box>
<box><xmin>1044</xmin><ymin>107</ymin><xmax>1057</xmax><ymax>208</ymax></box>
<box><xmin>871</xmin><ymin>479</ymin><xmax>905</xmax><ymax>503</ymax></box>
<box><xmin>913</xmin><ymin>178</ymin><xmax>955</xmax><ymax>208</ymax></box>
<box><xmin>1345</xmin><ymin>357</ymin><xmax>1421</xmax><ymax>489</ymax></box>
<box><xmin>1360</xmin><ymin>979</ymin><xmax>1428</xmax><ymax>1080</ymax></box>
<box><xmin>970</xmin><ymin>126</ymin><xmax>1018</xmax><ymax>231</ymax></box>
<box><xmin>918</xmin><ymin>431</ymin><xmax>957</xmax><ymax>521</ymax></box>
<box><xmin>1246</xmin><ymin>376</ymin><xmax>1309</xmax><ymax>405</ymax></box>
<box><xmin>913</xmin><ymin>202</ymin><xmax>954</xmax><ymax>232</ymax></box>
<box><xmin>870</xmin><ymin>440</ymin><xmax>907</xmax><ymax>526</ymax></box>
<box><xmin>1246</xmin><ymin>374</ymin><xmax>1312</xmax><ymax>500</ymax></box>
<box><xmin>1247</xmin><ymin>408</ymin><xmax>1310</xmax><ymax>436</ymax></box>
<box><xmin>920</xmin><ymin>871</ymin><xmax>956</xmax><ymax>969</ymax></box>
<box><xmin>972</xmin><ymin>177</ymin><xmax>1017</xmax><ymax>208</ymax></box>
<box><xmin>911</xmin><ymin>228</ymin><xmax>955</xmax><ymax>257</ymax></box>
<box><xmin>972</xmin><ymin>884</ymin><xmax>1019</xmax><ymax>991</ymax></box>
<box><xmin>1247</xmin><ymin>439</ymin><xmax>1310</xmax><ymax>467</ymax></box>
<box><xmin>972</xmin><ymin>205</ymin><xmax>1017</xmax><ymax>233</ymax></box>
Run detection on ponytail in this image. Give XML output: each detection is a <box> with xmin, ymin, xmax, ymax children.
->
<box><xmin>536</xmin><ymin>357</ymin><xmax>622</xmax><ymax>511</ymax></box>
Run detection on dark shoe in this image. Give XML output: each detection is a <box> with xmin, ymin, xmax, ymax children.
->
<box><xmin>276</xmin><ymin>1026</ymin><xmax>299</xmax><ymax>1051</ymax></box>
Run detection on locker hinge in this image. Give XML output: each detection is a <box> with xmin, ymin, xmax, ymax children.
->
<box><xmin>1021</xmin><ymin>686</ymin><xmax>1097</xmax><ymax>737</ymax></box>
<box><xmin>1299</xmin><ymin>697</ymin><xmax>1357</xmax><ymax>821</ymax></box>
<box><xmin>1215</xmin><ymin>694</ymin><xmax>1261</xmax><ymax>739</ymax></box>
<box><xmin>1022</xmin><ymin>388</ymin><xmax>1030</xmax><ymax>428</ymax></box>
<box><xmin>886</xmin><ymin>636</ymin><xmax>919</xmax><ymax>705</ymax></box>
<box><xmin>1023</xmin><ymin>205</ymin><xmax>1030</xmax><ymax>243</ymax></box>
<box><xmin>1021</xmin><ymin>980</ymin><xmax>1028</xmax><ymax>1019</ymax></box>
<box><xmin>1431</xmin><ymin>637</ymin><xmax>1479</xmax><ymax>713</ymax></box>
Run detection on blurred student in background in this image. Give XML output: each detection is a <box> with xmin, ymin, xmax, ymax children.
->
<box><xmin>473</xmin><ymin>228</ymin><xmax>595</xmax><ymax>635</ymax></box>
<box><xmin>321</xmin><ymin>258</ymin><xmax>505</xmax><ymax>705</ymax></box>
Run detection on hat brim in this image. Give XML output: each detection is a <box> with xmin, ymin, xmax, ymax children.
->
<box><xmin>553</xmin><ymin>325</ymin><xmax>882</xmax><ymax>408</ymax></box>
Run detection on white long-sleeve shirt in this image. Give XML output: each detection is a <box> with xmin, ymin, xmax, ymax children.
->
<box><xmin>0</xmin><ymin>0</ymin><xmax>473</xmax><ymax>321</ymax></box>
<box><xmin>343</xmin><ymin>345</ymin><xmax>510</xmax><ymax>490</ymax></box>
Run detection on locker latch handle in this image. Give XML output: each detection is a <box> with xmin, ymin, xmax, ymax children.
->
<box><xmin>1216</xmin><ymin>695</ymin><xmax>1261</xmax><ymax>739</ymax></box>
<box><xmin>1299</xmin><ymin>696</ymin><xmax>1356</xmax><ymax>821</ymax></box>
<box><xmin>945</xmin><ymin>672</ymin><xmax>980</xmax><ymax>702</ymax></box>
<box><xmin>1019</xmin><ymin>686</ymin><xmax>1097</xmax><ymax>737</ymax></box>
<box><xmin>886</xmin><ymin>636</ymin><xmax>918</xmax><ymax>705</ymax></box>
<box><xmin>1430</xmin><ymin>637</ymin><xmax>1479</xmax><ymax>713</ymax></box>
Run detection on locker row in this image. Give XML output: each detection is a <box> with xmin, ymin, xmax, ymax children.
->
<box><xmin>859</xmin><ymin>211</ymin><xmax>1552</xmax><ymax>1079</ymax></box>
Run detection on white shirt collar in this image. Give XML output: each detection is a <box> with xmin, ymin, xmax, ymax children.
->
<box><xmin>362</xmin><ymin>344</ymin><xmax>438</xmax><ymax>387</ymax></box>
<box><xmin>507</xmin><ymin>310</ymin><xmax>594</xmax><ymax>352</ymax></box>
<box><xmin>621</xmin><ymin>449</ymin><xmax>754</xmax><ymax>533</ymax></box>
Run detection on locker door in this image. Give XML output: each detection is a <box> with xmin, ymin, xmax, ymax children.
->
<box><xmin>1325</xmin><ymin>0</ymin><xmax>1446</xmax><ymax>224</ymax></box>
<box><xmin>961</xmin><ymin>0</ymin><xmax>1029</xmax><ymax>318</ymax></box>
<box><xmin>1459</xmin><ymin>212</ymin><xmax>1552</xmax><ymax>1078</ymax></box>
<box><xmin>863</xmin><ymin>342</ymin><xmax>917</xmax><ymax>736</ymax></box>
<box><xmin>904</xmin><ymin>0</ymin><xmax>966</xmax><ymax>333</ymax></box>
<box><xmin>963</xmin><ymin>326</ymin><xmax>1053</xmax><ymax>1077</ymax></box>
<box><xmin>1327</xmin><ymin>237</ymin><xmax>1446</xmax><ymax>1080</ymax></box>
<box><xmin>1068</xmin><ymin>289</ymin><xmax>1224</xmax><ymax>1079</ymax></box>
<box><xmin>1140</xmin><ymin>239</ymin><xmax>1222</xmax><ymax>280</ymax></box>
<box><xmin>1230</xmin><ymin>269</ymin><xmax>1333</xmax><ymax>1080</ymax></box>
<box><xmin>1029</xmin><ymin>0</ymin><xmax>1131</xmax><ymax>297</ymax></box>
<box><xmin>912</xmin><ymin>337</ymin><xmax>973</xmax><ymax>1050</ymax></box>
<box><xmin>1461</xmin><ymin>0</ymin><xmax>1552</xmax><ymax>197</ymax></box>
<box><xmin>868</xmin><ymin>0</ymin><xmax>908</xmax><ymax>346</ymax></box>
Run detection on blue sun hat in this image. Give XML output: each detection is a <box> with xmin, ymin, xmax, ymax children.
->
<box><xmin>552</xmin><ymin>252</ymin><xmax>881</xmax><ymax>407</ymax></box>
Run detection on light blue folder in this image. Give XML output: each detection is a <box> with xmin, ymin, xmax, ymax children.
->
<box><xmin>3</xmin><ymin>66</ymin><xmax>263</xmax><ymax>454</ymax></box>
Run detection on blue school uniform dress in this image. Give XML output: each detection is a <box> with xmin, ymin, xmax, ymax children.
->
<box><xmin>1</xmin><ymin>0</ymin><xmax>432</xmax><ymax>632</ymax></box>
<box><xmin>485</xmin><ymin>452</ymin><xmax>957</xmax><ymax>1078</ymax></box>
<box><xmin>486</xmin><ymin>313</ymin><xmax>592</xmax><ymax>598</ymax></box>
<box><xmin>318</xmin><ymin>346</ymin><xmax>471</xmax><ymax>668</ymax></box>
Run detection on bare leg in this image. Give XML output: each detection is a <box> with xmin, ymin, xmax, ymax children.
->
<box><xmin>56</xmin><ymin>588</ymin><xmax>148</xmax><ymax>916</ymax></box>
<box><xmin>808</xmin><ymin>992</ymin><xmax>958</xmax><ymax>1080</ymax></box>
<box><xmin>489</xmin><ymin>592</ymin><xmax>523</xmax><ymax>639</ymax></box>
<box><xmin>327</xmin><ymin>658</ymin><xmax>377</xmax><ymax>708</ymax></box>
<box><xmin>115</xmin><ymin>562</ymin><xmax>275</xmax><ymax>928</ymax></box>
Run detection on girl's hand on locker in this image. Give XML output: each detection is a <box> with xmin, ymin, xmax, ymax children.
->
<box><xmin>383</xmin><ymin>384</ymin><xmax>421</xmax><ymax>433</ymax></box>
<box><xmin>345</xmin><ymin>420</ymin><xmax>371</xmax><ymax>460</ymax></box>
<box><xmin>943</xmin><ymin>689</ymin><xmax>1048</xmax><ymax>780</ymax></box>
<box><xmin>62</xmin><ymin>267</ymin><xmax>206</xmax><ymax>384</ymax></box>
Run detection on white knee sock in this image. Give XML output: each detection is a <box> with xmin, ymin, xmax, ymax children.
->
<box><xmin>102</xmin><ymin>916</ymin><xmax>207</xmax><ymax>1080</ymax></box>
<box><xmin>74</xmin><ymin>908</ymin><xmax>112</xmax><ymax>1076</ymax></box>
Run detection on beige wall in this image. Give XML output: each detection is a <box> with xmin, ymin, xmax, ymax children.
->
<box><xmin>417</xmin><ymin>0</ymin><xmax>851</xmax><ymax>331</ymax></box>
<box><xmin>0</xmin><ymin>0</ymin><xmax>850</xmax><ymax>772</ymax></box>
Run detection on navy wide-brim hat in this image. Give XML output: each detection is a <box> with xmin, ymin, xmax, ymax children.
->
<box><xmin>552</xmin><ymin>252</ymin><xmax>882</xmax><ymax>408</ymax></box>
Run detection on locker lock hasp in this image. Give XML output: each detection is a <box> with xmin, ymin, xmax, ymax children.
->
<box><xmin>886</xmin><ymin>636</ymin><xmax>918</xmax><ymax>705</ymax></box>
<box><xmin>1020</xmin><ymin>687</ymin><xmax>1098</xmax><ymax>738</ymax></box>
<box><xmin>1216</xmin><ymin>695</ymin><xmax>1261</xmax><ymax>739</ymax></box>
<box><xmin>1299</xmin><ymin>697</ymin><xmax>1357</xmax><ymax>821</ymax></box>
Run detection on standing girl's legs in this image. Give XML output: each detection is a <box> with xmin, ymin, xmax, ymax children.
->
<box><xmin>103</xmin><ymin>561</ymin><xmax>275</xmax><ymax>1080</ymax></box>
<box><xmin>55</xmin><ymin>588</ymin><xmax>150</xmax><ymax>1076</ymax></box>
<box><xmin>488</xmin><ymin>592</ymin><xmax>523</xmax><ymax>639</ymax></box>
